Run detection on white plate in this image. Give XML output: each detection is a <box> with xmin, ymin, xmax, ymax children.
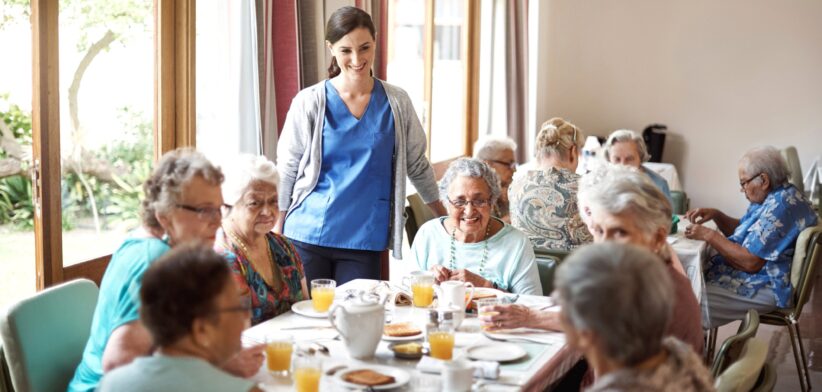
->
<box><xmin>334</xmin><ymin>365</ymin><xmax>411</xmax><ymax>390</ymax></box>
<box><xmin>382</xmin><ymin>332</ymin><xmax>424</xmax><ymax>342</ymax></box>
<box><xmin>290</xmin><ymin>300</ymin><xmax>329</xmax><ymax>318</ymax></box>
<box><xmin>466</xmin><ymin>342</ymin><xmax>528</xmax><ymax>362</ymax></box>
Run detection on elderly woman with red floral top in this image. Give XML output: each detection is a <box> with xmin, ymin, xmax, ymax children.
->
<box><xmin>215</xmin><ymin>154</ymin><xmax>308</xmax><ymax>325</ymax></box>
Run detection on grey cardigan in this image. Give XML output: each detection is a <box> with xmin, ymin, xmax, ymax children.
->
<box><xmin>277</xmin><ymin>79</ymin><xmax>440</xmax><ymax>258</ymax></box>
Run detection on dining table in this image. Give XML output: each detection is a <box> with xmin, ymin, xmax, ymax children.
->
<box><xmin>244</xmin><ymin>279</ymin><xmax>580</xmax><ymax>391</ymax></box>
<box><xmin>668</xmin><ymin>215</ymin><xmax>717</xmax><ymax>322</ymax></box>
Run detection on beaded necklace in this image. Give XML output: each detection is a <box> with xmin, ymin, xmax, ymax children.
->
<box><xmin>226</xmin><ymin>228</ymin><xmax>279</xmax><ymax>289</ymax></box>
<box><xmin>448</xmin><ymin>220</ymin><xmax>492</xmax><ymax>277</ymax></box>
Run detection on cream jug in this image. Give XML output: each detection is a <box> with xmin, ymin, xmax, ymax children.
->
<box><xmin>435</xmin><ymin>280</ymin><xmax>475</xmax><ymax>309</ymax></box>
<box><xmin>328</xmin><ymin>292</ymin><xmax>385</xmax><ymax>359</ymax></box>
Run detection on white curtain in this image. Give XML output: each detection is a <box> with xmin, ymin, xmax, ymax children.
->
<box><xmin>196</xmin><ymin>0</ymin><xmax>262</xmax><ymax>167</ymax></box>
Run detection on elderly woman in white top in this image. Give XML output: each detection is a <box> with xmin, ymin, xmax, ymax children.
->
<box><xmin>603</xmin><ymin>129</ymin><xmax>672</xmax><ymax>207</ymax></box>
<box><xmin>554</xmin><ymin>243</ymin><xmax>714</xmax><ymax>392</ymax></box>
<box><xmin>473</xmin><ymin>136</ymin><xmax>518</xmax><ymax>222</ymax></box>
<box><xmin>411</xmin><ymin>158</ymin><xmax>542</xmax><ymax>295</ymax></box>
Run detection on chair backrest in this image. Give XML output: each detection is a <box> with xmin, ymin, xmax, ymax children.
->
<box><xmin>0</xmin><ymin>279</ymin><xmax>99</xmax><ymax>392</ymax></box>
<box><xmin>533</xmin><ymin>248</ymin><xmax>571</xmax><ymax>295</ymax></box>
<box><xmin>781</xmin><ymin>146</ymin><xmax>804</xmax><ymax>194</ymax></box>
<box><xmin>712</xmin><ymin>309</ymin><xmax>760</xmax><ymax>378</ymax></box>
<box><xmin>750</xmin><ymin>362</ymin><xmax>777</xmax><ymax>392</ymax></box>
<box><xmin>1</xmin><ymin>343</ymin><xmax>12</xmax><ymax>392</ymax></box>
<box><xmin>715</xmin><ymin>338</ymin><xmax>770</xmax><ymax>392</ymax></box>
<box><xmin>788</xmin><ymin>225</ymin><xmax>822</xmax><ymax>317</ymax></box>
<box><xmin>406</xmin><ymin>193</ymin><xmax>437</xmax><ymax>245</ymax></box>
<box><xmin>404</xmin><ymin>205</ymin><xmax>419</xmax><ymax>245</ymax></box>
<box><xmin>670</xmin><ymin>190</ymin><xmax>689</xmax><ymax>215</ymax></box>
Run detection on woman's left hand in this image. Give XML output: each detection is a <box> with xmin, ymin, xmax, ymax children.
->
<box><xmin>684</xmin><ymin>224</ymin><xmax>713</xmax><ymax>241</ymax></box>
<box><xmin>479</xmin><ymin>304</ymin><xmax>533</xmax><ymax>330</ymax></box>
<box><xmin>448</xmin><ymin>268</ymin><xmax>491</xmax><ymax>288</ymax></box>
<box><xmin>221</xmin><ymin>344</ymin><xmax>266</xmax><ymax>378</ymax></box>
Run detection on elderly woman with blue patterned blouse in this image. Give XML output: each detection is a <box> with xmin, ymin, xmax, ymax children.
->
<box><xmin>411</xmin><ymin>158</ymin><xmax>542</xmax><ymax>295</ymax></box>
<box><xmin>685</xmin><ymin>146</ymin><xmax>818</xmax><ymax>328</ymax></box>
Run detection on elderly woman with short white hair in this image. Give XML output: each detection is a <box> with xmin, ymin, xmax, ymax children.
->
<box><xmin>411</xmin><ymin>158</ymin><xmax>541</xmax><ymax>295</ymax></box>
<box><xmin>555</xmin><ymin>243</ymin><xmax>714</xmax><ymax>391</ymax></box>
<box><xmin>473</xmin><ymin>136</ymin><xmax>518</xmax><ymax>222</ymax></box>
<box><xmin>603</xmin><ymin>129</ymin><xmax>672</xmax><ymax>206</ymax></box>
<box><xmin>685</xmin><ymin>146</ymin><xmax>818</xmax><ymax>328</ymax></box>
<box><xmin>215</xmin><ymin>154</ymin><xmax>308</xmax><ymax>325</ymax></box>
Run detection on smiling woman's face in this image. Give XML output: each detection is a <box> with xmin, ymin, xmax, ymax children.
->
<box><xmin>446</xmin><ymin>176</ymin><xmax>493</xmax><ymax>241</ymax></box>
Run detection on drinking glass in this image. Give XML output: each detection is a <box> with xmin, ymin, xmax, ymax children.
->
<box><xmin>403</xmin><ymin>271</ymin><xmax>435</xmax><ymax>308</ymax></box>
<box><xmin>475</xmin><ymin>297</ymin><xmax>500</xmax><ymax>331</ymax></box>
<box><xmin>265</xmin><ymin>334</ymin><xmax>293</xmax><ymax>376</ymax></box>
<box><xmin>293</xmin><ymin>355</ymin><xmax>322</xmax><ymax>392</ymax></box>
<box><xmin>427</xmin><ymin>324</ymin><xmax>456</xmax><ymax>360</ymax></box>
<box><xmin>310</xmin><ymin>279</ymin><xmax>336</xmax><ymax>312</ymax></box>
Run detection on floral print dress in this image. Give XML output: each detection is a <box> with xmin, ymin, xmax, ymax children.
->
<box><xmin>215</xmin><ymin>229</ymin><xmax>306</xmax><ymax>325</ymax></box>
<box><xmin>704</xmin><ymin>184</ymin><xmax>818</xmax><ymax>308</ymax></box>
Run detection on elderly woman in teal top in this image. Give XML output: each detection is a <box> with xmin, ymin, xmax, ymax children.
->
<box><xmin>277</xmin><ymin>6</ymin><xmax>443</xmax><ymax>284</ymax></box>
<box><xmin>69</xmin><ymin>150</ymin><xmax>264</xmax><ymax>392</ymax></box>
<box><xmin>412</xmin><ymin>158</ymin><xmax>542</xmax><ymax>295</ymax></box>
<box><xmin>685</xmin><ymin>146</ymin><xmax>818</xmax><ymax>328</ymax></box>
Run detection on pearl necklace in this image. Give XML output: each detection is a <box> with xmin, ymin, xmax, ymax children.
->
<box><xmin>448</xmin><ymin>220</ymin><xmax>491</xmax><ymax>278</ymax></box>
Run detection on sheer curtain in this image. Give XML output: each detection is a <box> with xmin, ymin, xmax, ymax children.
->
<box><xmin>196</xmin><ymin>0</ymin><xmax>262</xmax><ymax>167</ymax></box>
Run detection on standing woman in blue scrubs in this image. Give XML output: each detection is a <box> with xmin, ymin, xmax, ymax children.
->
<box><xmin>276</xmin><ymin>6</ymin><xmax>445</xmax><ymax>284</ymax></box>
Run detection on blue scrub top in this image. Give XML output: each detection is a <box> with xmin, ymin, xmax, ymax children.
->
<box><xmin>284</xmin><ymin>79</ymin><xmax>395</xmax><ymax>251</ymax></box>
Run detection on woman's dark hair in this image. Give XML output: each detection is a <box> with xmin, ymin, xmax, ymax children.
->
<box><xmin>140</xmin><ymin>243</ymin><xmax>232</xmax><ymax>347</ymax></box>
<box><xmin>326</xmin><ymin>6</ymin><xmax>376</xmax><ymax>79</ymax></box>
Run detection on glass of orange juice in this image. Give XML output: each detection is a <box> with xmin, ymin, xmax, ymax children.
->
<box><xmin>428</xmin><ymin>324</ymin><xmax>456</xmax><ymax>360</ymax></box>
<box><xmin>403</xmin><ymin>271</ymin><xmax>435</xmax><ymax>308</ymax></box>
<box><xmin>310</xmin><ymin>279</ymin><xmax>336</xmax><ymax>312</ymax></box>
<box><xmin>475</xmin><ymin>298</ymin><xmax>501</xmax><ymax>330</ymax></box>
<box><xmin>293</xmin><ymin>355</ymin><xmax>322</xmax><ymax>392</ymax></box>
<box><xmin>265</xmin><ymin>334</ymin><xmax>293</xmax><ymax>376</ymax></box>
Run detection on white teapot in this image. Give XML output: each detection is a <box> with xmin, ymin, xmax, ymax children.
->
<box><xmin>328</xmin><ymin>292</ymin><xmax>385</xmax><ymax>359</ymax></box>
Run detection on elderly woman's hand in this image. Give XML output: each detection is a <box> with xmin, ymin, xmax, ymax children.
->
<box><xmin>684</xmin><ymin>224</ymin><xmax>714</xmax><ymax>242</ymax></box>
<box><xmin>685</xmin><ymin>208</ymin><xmax>719</xmax><ymax>224</ymax></box>
<box><xmin>221</xmin><ymin>344</ymin><xmax>265</xmax><ymax>378</ymax></box>
<box><xmin>429</xmin><ymin>264</ymin><xmax>452</xmax><ymax>284</ymax></box>
<box><xmin>449</xmin><ymin>268</ymin><xmax>492</xmax><ymax>288</ymax></box>
<box><xmin>479</xmin><ymin>304</ymin><xmax>533</xmax><ymax>330</ymax></box>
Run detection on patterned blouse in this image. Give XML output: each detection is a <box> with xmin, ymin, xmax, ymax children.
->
<box><xmin>705</xmin><ymin>184</ymin><xmax>818</xmax><ymax>308</ymax></box>
<box><xmin>214</xmin><ymin>228</ymin><xmax>306</xmax><ymax>325</ymax></box>
<box><xmin>508</xmin><ymin>168</ymin><xmax>593</xmax><ymax>251</ymax></box>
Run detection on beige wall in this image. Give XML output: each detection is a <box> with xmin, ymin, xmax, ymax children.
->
<box><xmin>531</xmin><ymin>0</ymin><xmax>822</xmax><ymax>217</ymax></box>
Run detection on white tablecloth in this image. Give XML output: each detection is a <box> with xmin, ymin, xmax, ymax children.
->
<box><xmin>245</xmin><ymin>279</ymin><xmax>578</xmax><ymax>391</ymax></box>
<box><xmin>644</xmin><ymin>162</ymin><xmax>683</xmax><ymax>191</ymax></box>
<box><xmin>668</xmin><ymin>216</ymin><xmax>715</xmax><ymax>321</ymax></box>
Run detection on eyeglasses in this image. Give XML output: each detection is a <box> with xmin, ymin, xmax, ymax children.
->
<box><xmin>212</xmin><ymin>296</ymin><xmax>252</xmax><ymax>315</ymax></box>
<box><xmin>175</xmin><ymin>204</ymin><xmax>225</xmax><ymax>221</ymax></box>
<box><xmin>739</xmin><ymin>173</ymin><xmax>763</xmax><ymax>190</ymax></box>
<box><xmin>447</xmin><ymin>198</ymin><xmax>492</xmax><ymax>208</ymax></box>
<box><xmin>487</xmin><ymin>160</ymin><xmax>517</xmax><ymax>170</ymax></box>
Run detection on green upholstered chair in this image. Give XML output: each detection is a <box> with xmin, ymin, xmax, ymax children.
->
<box><xmin>711</xmin><ymin>309</ymin><xmax>760</xmax><ymax>378</ymax></box>
<box><xmin>781</xmin><ymin>146</ymin><xmax>804</xmax><ymax>194</ymax></box>
<box><xmin>405</xmin><ymin>193</ymin><xmax>437</xmax><ymax>245</ymax></box>
<box><xmin>1</xmin><ymin>343</ymin><xmax>12</xmax><ymax>392</ymax></box>
<box><xmin>715</xmin><ymin>337</ymin><xmax>771</xmax><ymax>392</ymax></box>
<box><xmin>534</xmin><ymin>248</ymin><xmax>571</xmax><ymax>295</ymax></box>
<box><xmin>670</xmin><ymin>190</ymin><xmax>689</xmax><ymax>215</ymax></box>
<box><xmin>0</xmin><ymin>279</ymin><xmax>98</xmax><ymax>392</ymax></box>
<box><xmin>751</xmin><ymin>362</ymin><xmax>777</xmax><ymax>392</ymax></box>
<box><xmin>758</xmin><ymin>224</ymin><xmax>822</xmax><ymax>391</ymax></box>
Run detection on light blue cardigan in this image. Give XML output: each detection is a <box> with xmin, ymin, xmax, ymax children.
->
<box><xmin>277</xmin><ymin>79</ymin><xmax>440</xmax><ymax>258</ymax></box>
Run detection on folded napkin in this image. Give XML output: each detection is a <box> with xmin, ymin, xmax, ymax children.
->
<box><xmin>416</xmin><ymin>356</ymin><xmax>499</xmax><ymax>379</ymax></box>
<box><xmin>369</xmin><ymin>281</ymin><xmax>413</xmax><ymax>306</ymax></box>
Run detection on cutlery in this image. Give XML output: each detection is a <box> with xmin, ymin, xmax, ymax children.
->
<box><xmin>280</xmin><ymin>325</ymin><xmax>333</xmax><ymax>331</ymax></box>
<box><xmin>325</xmin><ymin>364</ymin><xmax>347</xmax><ymax>376</ymax></box>
<box><xmin>483</xmin><ymin>332</ymin><xmax>555</xmax><ymax>345</ymax></box>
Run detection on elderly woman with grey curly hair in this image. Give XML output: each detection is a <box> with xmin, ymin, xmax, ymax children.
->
<box><xmin>685</xmin><ymin>146</ymin><xmax>818</xmax><ymax>328</ymax></box>
<box><xmin>555</xmin><ymin>243</ymin><xmax>714</xmax><ymax>391</ymax></box>
<box><xmin>214</xmin><ymin>154</ymin><xmax>308</xmax><ymax>326</ymax></box>
<box><xmin>70</xmin><ymin>149</ymin><xmax>264</xmax><ymax>392</ymax></box>
<box><xmin>603</xmin><ymin>129</ymin><xmax>673</xmax><ymax>206</ymax></box>
<box><xmin>411</xmin><ymin>158</ymin><xmax>542</xmax><ymax>295</ymax></box>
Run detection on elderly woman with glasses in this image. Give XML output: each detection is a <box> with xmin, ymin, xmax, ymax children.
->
<box><xmin>411</xmin><ymin>158</ymin><xmax>542</xmax><ymax>294</ymax></box>
<box><xmin>482</xmin><ymin>165</ymin><xmax>703</xmax><ymax>355</ymax></box>
<box><xmin>509</xmin><ymin>118</ymin><xmax>593</xmax><ymax>251</ymax></box>
<box><xmin>215</xmin><ymin>154</ymin><xmax>308</xmax><ymax>325</ymax></box>
<box><xmin>554</xmin><ymin>243</ymin><xmax>714</xmax><ymax>391</ymax></box>
<box><xmin>70</xmin><ymin>149</ymin><xmax>264</xmax><ymax>392</ymax></box>
<box><xmin>473</xmin><ymin>136</ymin><xmax>518</xmax><ymax>223</ymax></box>
<box><xmin>99</xmin><ymin>244</ymin><xmax>263</xmax><ymax>392</ymax></box>
<box><xmin>603</xmin><ymin>129</ymin><xmax>673</xmax><ymax>206</ymax></box>
<box><xmin>685</xmin><ymin>146</ymin><xmax>818</xmax><ymax>328</ymax></box>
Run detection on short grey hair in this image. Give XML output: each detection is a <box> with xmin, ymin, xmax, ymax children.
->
<box><xmin>739</xmin><ymin>146</ymin><xmax>790</xmax><ymax>189</ymax></box>
<box><xmin>473</xmin><ymin>136</ymin><xmax>517</xmax><ymax>160</ymax></box>
<box><xmin>141</xmin><ymin>148</ymin><xmax>224</xmax><ymax>231</ymax></box>
<box><xmin>220</xmin><ymin>154</ymin><xmax>280</xmax><ymax>206</ymax></box>
<box><xmin>438</xmin><ymin>158</ymin><xmax>501</xmax><ymax>206</ymax></box>
<box><xmin>578</xmin><ymin>164</ymin><xmax>672</xmax><ymax>236</ymax></box>
<box><xmin>555</xmin><ymin>242</ymin><xmax>673</xmax><ymax>366</ymax></box>
<box><xmin>603</xmin><ymin>129</ymin><xmax>650</xmax><ymax>163</ymax></box>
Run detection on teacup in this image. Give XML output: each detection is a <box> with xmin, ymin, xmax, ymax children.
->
<box><xmin>435</xmin><ymin>280</ymin><xmax>474</xmax><ymax>309</ymax></box>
